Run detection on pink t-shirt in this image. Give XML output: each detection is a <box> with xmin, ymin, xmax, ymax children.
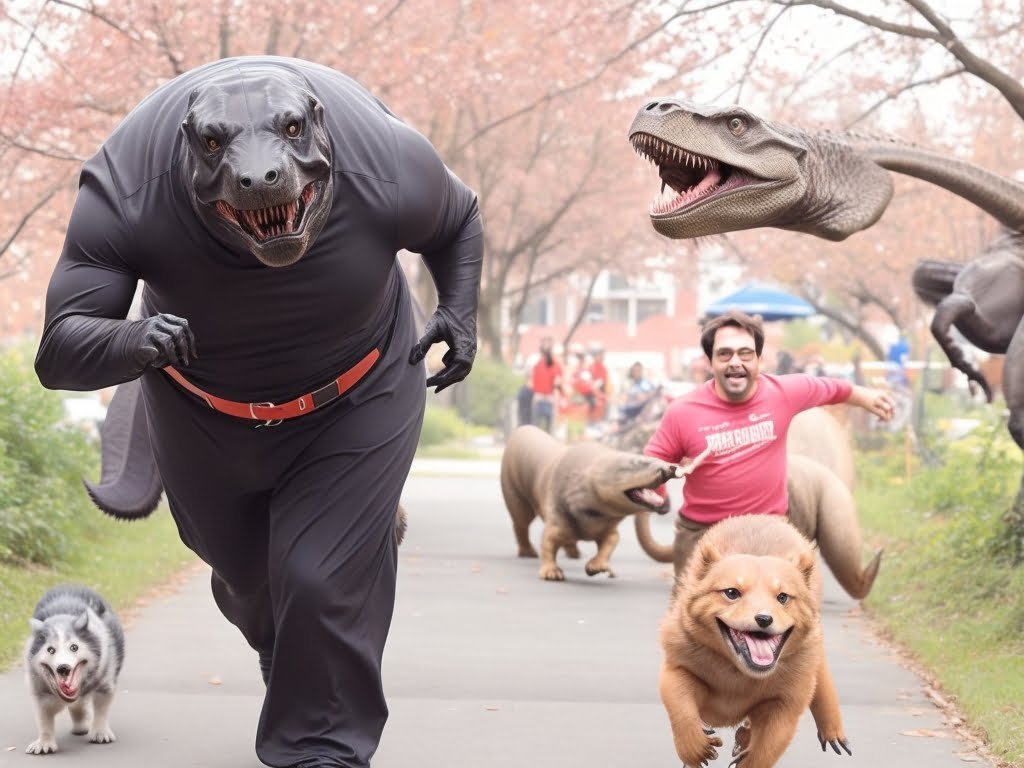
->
<box><xmin>644</xmin><ymin>373</ymin><xmax>852</xmax><ymax>524</ymax></box>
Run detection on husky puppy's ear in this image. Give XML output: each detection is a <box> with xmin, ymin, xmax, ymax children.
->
<box><xmin>29</xmin><ymin>618</ymin><xmax>44</xmax><ymax>633</ymax></box>
<box><xmin>73</xmin><ymin>611</ymin><xmax>89</xmax><ymax>631</ymax></box>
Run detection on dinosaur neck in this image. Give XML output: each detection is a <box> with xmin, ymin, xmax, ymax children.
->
<box><xmin>852</xmin><ymin>138</ymin><xmax>1024</xmax><ymax>231</ymax></box>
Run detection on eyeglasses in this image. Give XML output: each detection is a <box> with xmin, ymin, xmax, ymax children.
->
<box><xmin>713</xmin><ymin>347</ymin><xmax>757</xmax><ymax>362</ymax></box>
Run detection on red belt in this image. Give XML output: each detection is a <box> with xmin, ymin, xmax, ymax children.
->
<box><xmin>162</xmin><ymin>348</ymin><xmax>381</xmax><ymax>425</ymax></box>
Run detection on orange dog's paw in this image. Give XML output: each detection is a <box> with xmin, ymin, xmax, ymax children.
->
<box><xmin>539</xmin><ymin>563</ymin><xmax>565</xmax><ymax>581</ymax></box>
<box><xmin>585</xmin><ymin>559</ymin><xmax>614</xmax><ymax>577</ymax></box>
<box><xmin>675</xmin><ymin>726</ymin><xmax>723</xmax><ymax>767</ymax></box>
<box><xmin>817</xmin><ymin>728</ymin><xmax>852</xmax><ymax>757</ymax></box>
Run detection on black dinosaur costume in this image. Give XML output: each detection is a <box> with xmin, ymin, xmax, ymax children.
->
<box><xmin>34</xmin><ymin>56</ymin><xmax>483</xmax><ymax>768</ymax></box>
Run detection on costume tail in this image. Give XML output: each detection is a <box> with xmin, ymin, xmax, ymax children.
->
<box><xmin>911</xmin><ymin>259</ymin><xmax>962</xmax><ymax>307</ymax></box>
<box><xmin>83</xmin><ymin>379</ymin><xmax>164</xmax><ymax>520</ymax></box>
<box><xmin>633</xmin><ymin>511</ymin><xmax>673</xmax><ymax>563</ymax></box>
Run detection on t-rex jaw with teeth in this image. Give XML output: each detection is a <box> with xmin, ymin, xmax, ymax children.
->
<box><xmin>215</xmin><ymin>184</ymin><xmax>316</xmax><ymax>242</ymax></box>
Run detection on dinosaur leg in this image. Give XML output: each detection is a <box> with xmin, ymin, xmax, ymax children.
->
<box><xmin>1002</xmin><ymin>317</ymin><xmax>1024</xmax><ymax>451</ymax></box>
<box><xmin>930</xmin><ymin>293</ymin><xmax>993</xmax><ymax>401</ymax></box>
<box><xmin>585</xmin><ymin>527</ymin><xmax>620</xmax><ymax>577</ymax></box>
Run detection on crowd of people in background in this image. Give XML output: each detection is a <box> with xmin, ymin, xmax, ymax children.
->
<box><xmin>517</xmin><ymin>336</ymin><xmax>661</xmax><ymax>436</ymax></box>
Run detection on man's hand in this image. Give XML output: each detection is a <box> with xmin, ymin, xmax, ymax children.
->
<box><xmin>128</xmin><ymin>314</ymin><xmax>197</xmax><ymax>369</ymax></box>
<box><xmin>849</xmin><ymin>385</ymin><xmax>896</xmax><ymax>422</ymax></box>
<box><xmin>408</xmin><ymin>305</ymin><xmax>476</xmax><ymax>393</ymax></box>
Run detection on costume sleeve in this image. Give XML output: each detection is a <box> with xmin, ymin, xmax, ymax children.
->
<box><xmin>392</xmin><ymin>121</ymin><xmax>483</xmax><ymax>335</ymax></box>
<box><xmin>34</xmin><ymin>159</ymin><xmax>145</xmax><ymax>391</ymax></box>
<box><xmin>779</xmin><ymin>373</ymin><xmax>853</xmax><ymax>411</ymax></box>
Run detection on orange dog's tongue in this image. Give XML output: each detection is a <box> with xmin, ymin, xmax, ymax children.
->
<box><xmin>746</xmin><ymin>634</ymin><xmax>779</xmax><ymax>666</ymax></box>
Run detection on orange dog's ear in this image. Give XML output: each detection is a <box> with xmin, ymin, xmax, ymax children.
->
<box><xmin>792</xmin><ymin>546</ymin><xmax>817</xmax><ymax>587</ymax></box>
<box><xmin>690</xmin><ymin>538</ymin><xmax>722</xmax><ymax>581</ymax></box>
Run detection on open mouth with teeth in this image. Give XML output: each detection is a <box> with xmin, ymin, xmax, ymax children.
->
<box><xmin>214</xmin><ymin>182</ymin><xmax>319</xmax><ymax>243</ymax></box>
<box><xmin>48</xmin><ymin>661</ymin><xmax>85</xmax><ymax>702</ymax></box>
<box><xmin>718</xmin><ymin>619</ymin><xmax>791</xmax><ymax>674</ymax></box>
<box><xmin>624</xmin><ymin>485</ymin><xmax>670</xmax><ymax>514</ymax></box>
<box><xmin>630</xmin><ymin>132</ymin><xmax>770</xmax><ymax>217</ymax></box>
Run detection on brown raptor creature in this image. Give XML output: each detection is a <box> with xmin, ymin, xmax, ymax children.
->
<box><xmin>500</xmin><ymin>425</ymin><xmax>682</xmax><ymax>581</ymax></box>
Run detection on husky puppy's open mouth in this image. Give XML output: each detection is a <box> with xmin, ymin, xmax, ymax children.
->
<box><xmin>47</xmin><ymin>660</ymin><xmax>87</xmax><ymax>702</ymax></box>
<box><xmin>718</xmin><ymin>619</ymin><xmax>792</xmax><ymax>674</ymax></box>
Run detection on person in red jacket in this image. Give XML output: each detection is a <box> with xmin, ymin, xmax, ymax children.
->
<box><xmin>644</xmin><ymin>309</ymin><xmax>896</xmax><ymax>578</ymax></box>
<box><xmin>530</xmin><ymin>336</ymin><xmax>562</xmax><ymax>433</ymax></box>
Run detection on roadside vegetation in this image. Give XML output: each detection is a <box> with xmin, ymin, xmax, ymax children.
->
<box><xmin>0</xmin><ymin>347</ymin><xmax>196</xmax><ymax>670</ymax></box>
<box><xmin>856</xmin><ymin>414</ymin><xmax>1024</xmax><ymax>767</ymax></box>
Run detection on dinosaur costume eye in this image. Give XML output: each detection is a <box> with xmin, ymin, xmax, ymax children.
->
<box><xmin>728</xmin><ymin>117</ymin><xmax>746</xmax><ymax>136</ymax></box>
<box><xmin>205</xmin><ymin>136</ymin><xmax>221</xmax><ymax>152</ymax></box>
<box><xmin>285</xmin><ymin>121</ymin><xmax>303</xmax><ymax>138</ymax></box>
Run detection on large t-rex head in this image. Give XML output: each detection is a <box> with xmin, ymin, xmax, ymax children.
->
<box><xmin>181</xmin><ymin>68</ymin><xmax>334</xmax><ymax>267</ymax></box>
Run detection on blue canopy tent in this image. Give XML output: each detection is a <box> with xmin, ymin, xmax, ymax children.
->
<box><xmin>703</xmin><ymin>281</ymin><xmax>816</xmax><ymax>322</ymax></box>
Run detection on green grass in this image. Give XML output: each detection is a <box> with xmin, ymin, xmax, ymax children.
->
<box><xmin>856</xmin><ymin>444</ymin><xmax>1024</xmax><ymax>768</ymax></box>
<box><xmin>0</xmin><ymin>506</ymin><xmax>197</xmax><ymax>671</ymax></box>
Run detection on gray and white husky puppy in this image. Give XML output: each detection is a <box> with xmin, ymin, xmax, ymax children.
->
<box><xmin>24</xmin><ymin>584</ymin><xmax>125</xmax><ymax>755</ymax></box>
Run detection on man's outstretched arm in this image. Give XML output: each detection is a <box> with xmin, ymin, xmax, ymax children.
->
<box><xmin>844</xmin><ymin>384</ymin><xmax>896</xmax><ymax>422</ymax></box>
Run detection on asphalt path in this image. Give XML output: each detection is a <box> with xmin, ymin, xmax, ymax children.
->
<box><xmin>0</xmin><ymin>461</ymin><xmax>992</xmax><ymax>767</ymax></box>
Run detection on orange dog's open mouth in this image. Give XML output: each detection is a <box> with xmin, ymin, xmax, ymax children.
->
<box><xmin>718</xmin><ymin>619</ymin><xmax>791</xmax><ymax>673</ymax></box>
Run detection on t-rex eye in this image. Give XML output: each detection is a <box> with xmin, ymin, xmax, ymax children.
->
<box><xmin>728</xmin><ymin>117</ymin><xmax>746</xmax><ymax>135</ymax></box>
<box><xmin>205</xmin><ymin>136</ymin><xmax>220</xmax><ymax>152</ymax></box>
<box><xmin>285</xmin><ymin>121</ymin><xmax>302</xmax><ymax>138</ymax></box>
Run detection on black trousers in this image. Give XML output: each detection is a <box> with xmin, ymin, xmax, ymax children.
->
<box><xmin>141</xmin><ymin>283</ymin><xmax>424</xmax><ymax>768</ymax></box>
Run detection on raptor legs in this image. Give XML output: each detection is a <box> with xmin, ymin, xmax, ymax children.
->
<box><xmin>930</xmin><ymin>293</ymin><xmax>993</xmax><ymax>401</ymax></box>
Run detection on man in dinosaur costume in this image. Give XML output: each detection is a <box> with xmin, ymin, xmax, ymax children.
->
<box><xmin>626</xmin><ymin>96</ymin><xmax>1024</xmax><ymax>460</ymax></box>
<box><xmin>34</xmin><ymin>57</ymin><xmax>483</xmax><ymax>768</ymax></box>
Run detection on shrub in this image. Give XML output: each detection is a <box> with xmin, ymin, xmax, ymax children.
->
<box><xmin>0</xmin><ymin>346</ymin><xmax>99</xmax><ymax>565</ymax></box>
<box><xmin>418</xmin><ymin>406</ymin><xmax>469</xmax><ymax>448</ymax></box>
<box><xmin>459</xmin><ymin>355</ymin><xmax>522</xmax><ymax>427</ymax></box>
<box><xmin>907</xmin><ymin>417</ymin><xmax>1022</xmax><ymax>565</ymax></box>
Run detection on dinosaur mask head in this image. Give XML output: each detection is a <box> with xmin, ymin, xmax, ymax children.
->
<box><xmin>628</xmin><ymin>98</ymin><xmax>807</xmax><ymax>240</ymax></box>
<box><xmin>181</xmin><ymin>69</ymin><xmax>334</xmax><ymax>267</ymax></box>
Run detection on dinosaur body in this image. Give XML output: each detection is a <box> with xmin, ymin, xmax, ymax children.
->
<box><xmin>628</xmin><ymin>98</ymin><xmax>1024</xmax><ymax>450</ymax></box>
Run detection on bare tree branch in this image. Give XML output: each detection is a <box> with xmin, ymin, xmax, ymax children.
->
<box><xmin>0</xmin><ymin>176</ymin><xmax>69</xmax><ymax>261</ymax></box>
<box><xmin>843</xmin><ymin>65</ymin><xmax>967</xmax><ymax>128</ymax></box>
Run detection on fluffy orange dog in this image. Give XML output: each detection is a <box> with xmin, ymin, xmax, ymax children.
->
<box><xmin>658</xmin><ymin>514</ymin><xmax>850</xmax><ymax>767</ymax></box>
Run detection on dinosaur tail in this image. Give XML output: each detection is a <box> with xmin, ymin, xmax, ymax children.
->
<box><xmin>788</xmin><ymin>456</ymin><xmax>883</xmax><ymax>600</ymax></box>
<box><xmin>83</xmin><ymin>379</ymin><xmax>164</xmax><ymax>521</ymax></box>
<box><xmin>911</xmin><ymin>259</ymin><xmax>963</xmax><ymax>307</ymax></box>
<box><xmin>633</xmin><ymin>511</ymin><xmax>674</xmax><ymax>563</ymax></box>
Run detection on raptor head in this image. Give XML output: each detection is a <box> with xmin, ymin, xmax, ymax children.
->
<box><xmin>628</xmin><ymin>98</ymin><xmax>809</xmax><ymax>240</ymax></box>
<box><xmin>181</xmin><ymin>68</ymin><xmax>334</xmax><ymax>267</ymax></box>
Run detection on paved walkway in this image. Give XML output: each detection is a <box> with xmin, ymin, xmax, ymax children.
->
<box><xmin>0</xmin><ymin>462</ymin><xmax>994</xmax><ymax>767</ymax></box>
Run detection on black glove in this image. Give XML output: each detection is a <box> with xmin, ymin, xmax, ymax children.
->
<box><xmin>36</xmin><ymin>313</ymin><xmax>198</xmax><ymax>392</ymax></box>
<box><xmin>409</xmin><ymin>305</ymin><xmax>476</xmax><ymax>393</ymax></box>
<box><xmin>125</xmin><ymin>313</ymin><xmax>198</xmax><ymax>369</ymax></box>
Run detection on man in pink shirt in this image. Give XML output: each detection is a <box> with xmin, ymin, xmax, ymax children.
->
<box><xmin>644</xmin><ymin>309</ymin><xmax>896</xmax><ymax>578</ymax></box>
